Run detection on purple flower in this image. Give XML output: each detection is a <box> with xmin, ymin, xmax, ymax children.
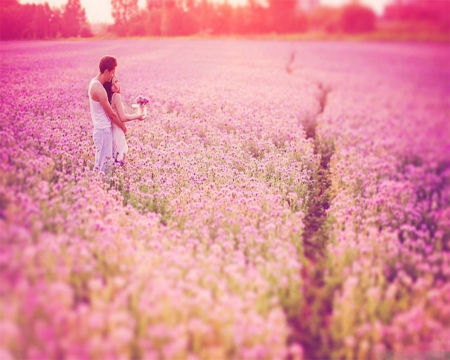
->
<box><xmin>135</xmin><ymin>95</ymin><xmax>150</xmax><ymax>106</ymax></box>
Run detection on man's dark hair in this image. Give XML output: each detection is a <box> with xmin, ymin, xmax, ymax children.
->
<box><xmin>99</xmin><ymin>55</ymin><xmax>117</xmax><ymax>74</ymax></box>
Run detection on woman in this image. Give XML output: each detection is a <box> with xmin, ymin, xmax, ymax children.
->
<box><xmin>103</xmin><ymin>76</ymin><xmax>146</xmax><ymax>163</ymax></box>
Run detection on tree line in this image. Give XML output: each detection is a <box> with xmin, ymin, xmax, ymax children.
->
<box><xmin>0</xmin><ymin>0</ymin><xmax>91</xmax><ymax>40</ymax></box>
<box><xmin>0</xmin><ymin>0</ymin><xmax>448</xmax><ymax>40</ymax></box>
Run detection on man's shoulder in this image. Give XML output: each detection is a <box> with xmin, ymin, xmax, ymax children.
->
<box><xmin>90</xmin><ymin>80</ymin><xmax>102</xmax><ymax>87</ymax></box>
<box><xmin>90</xmin><ymin>81</ymin><xmax>105</xmax><ymax>94</ymax></box>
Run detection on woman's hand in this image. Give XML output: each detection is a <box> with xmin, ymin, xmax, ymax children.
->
<box><xmin>137</xmin><ymin>114</ymin><xmax>147</xmax><ymax>121</ymax></box>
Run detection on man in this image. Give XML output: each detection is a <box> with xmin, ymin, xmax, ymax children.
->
<box><xmin>88</xmin><ymin>55</ymin><xmax>127</xmax><ymax>173</ymax></box>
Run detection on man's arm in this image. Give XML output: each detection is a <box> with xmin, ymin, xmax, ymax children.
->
<box><xmin>91</xmin><ymin>84</ymin><xmax>127</xmax><ymax>134</ymax></box>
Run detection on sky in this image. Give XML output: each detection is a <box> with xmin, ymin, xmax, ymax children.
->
<box><xmin>20</xmin><ymin>0</ymin><xmax>391</xmax><ymax>24</ymax></box>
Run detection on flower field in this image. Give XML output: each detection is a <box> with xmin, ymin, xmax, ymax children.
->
<box><xmin>0</xmin><ymin>39</ymin><xmax>449</xmax><ymax>359</ymax></box>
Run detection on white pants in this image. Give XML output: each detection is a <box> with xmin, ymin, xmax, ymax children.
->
<box><xmin>93</xmin><ymin>127</ymin><xmax>112</xmax><ymax>173</ymax></box>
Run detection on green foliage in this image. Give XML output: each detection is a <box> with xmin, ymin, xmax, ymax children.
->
<box><xmin>309</xmin><ymin>6</ymin><xmax>342</xmax><ymax>33</ymax></box>
<box><xmin>340</xmin><ymin>3</ymin><xmax>376</xmax><ymax>33</ymax></box>
<box><xmin>0</xmin><ymin>0</ymin><xmax>91</xmax><ymax>40</ymax></box>
<box><xmin>108</xmin><ymin>168</ymin><xmax>172</xmax><ymax>225</ymax></box>
<box><xmin>60</xmin><ymin>0</ymin><xmax>90</xmax><ymax>38</ymax></box>
<box><xmin>309</xmin><ymin>4</ymin><xmax>376</xmax><ymax>34</ymax></box>
<box><xmin>3</xmin><ymin>0</ymin><xmax>448</xmax><ymax>39</ymax></box>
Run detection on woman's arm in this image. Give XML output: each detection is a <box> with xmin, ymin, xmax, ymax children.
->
<box><xmin>113</xmin><ymin>93</ymin><xmax>145</xmax><ymax>122</ymax></box>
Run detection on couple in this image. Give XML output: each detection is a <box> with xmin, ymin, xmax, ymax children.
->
<box><xmin>88</xmin><ymin>55</ymin><xmax>146</xmax><ymax>173</ymax></box>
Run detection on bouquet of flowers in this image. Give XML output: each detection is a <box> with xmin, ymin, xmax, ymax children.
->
<box><xmin>134</xmin><ymin>95</ymin><xmax>150</xmax><ymax>116</ymax></box>
<box><xmin>135</xmin><ymin>95</ymin><xmax>150</xmax><ymax>106</ymax></box>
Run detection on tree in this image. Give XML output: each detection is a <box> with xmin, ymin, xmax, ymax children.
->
<box><xmin>31</xmin><ymin>4</ymin><xmax>48</xmax><ymax>38</ymax></box>
<box><xmin>267</xmin><ymin>0</ymin><xmax>303</xmax><ymax>33</ymax></box>
<box><xmin>0</xmin><ymin>0</ymin><xmax>22</xmax><ymax>39</ymax></box>
<box><xmin>1</xmin><ymin>2</ymin><xmax>59</xmax><ymax>40</ymax></box>
<box><xmin>112</xmin><ymin>0</ymin><xmax>139</xmax><ymax>26</ymax></box>
<box><xmin>198</xmin><ymin>0</ymin><xmax>214</xmax><ymax>34</ymax></box>
<box><xmin>147</xmin><ymin>0</ymin><xmax>164</xmax><ymax>10</ymax></box>
<box><xmin>383</xmin><ymin>0</ymin><xmax>450</xmax><ymax>32</ymax></box>
<box><xmin>0</xmin><ymin>0</ymin><xmax>72</xmax><ymax>40</ymax></box>
<box><xmin>340</xmin><ymin>3</ymin><xmax>376</xmax><ymax>33</ymax></box>
<box><xmin>61</xmin><ymin>0</ymin><xmax>90</xmax><ymax>37</ymax></box>
<box><xmin>310</xmin><ymin>6</ymin><xmax>342</xmax><ymax>33</ymax></box>
<box><xmin>247</xmin><ymin>0</ymin><xmax>271</xmax><ymax>34</ymax></box>
<box><xmin>212</xmin><ymin>2</ymin><xmax>233</xmax><ymax>34</ymax></box>
<box><xmin>46</xmin><ymin>5</ymin><xmax>61</xmax><ymax>38</ymax></box>
<box><xmin>160</xmin><ymin>0</ymin><xmax>176</xmax><ymax>35</ymax></box>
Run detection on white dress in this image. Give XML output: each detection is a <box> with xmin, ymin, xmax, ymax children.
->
<box><xmin>111</xmin><ymin>93</ymin><xmax>128</xmax><ymax>161</ymax></box>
